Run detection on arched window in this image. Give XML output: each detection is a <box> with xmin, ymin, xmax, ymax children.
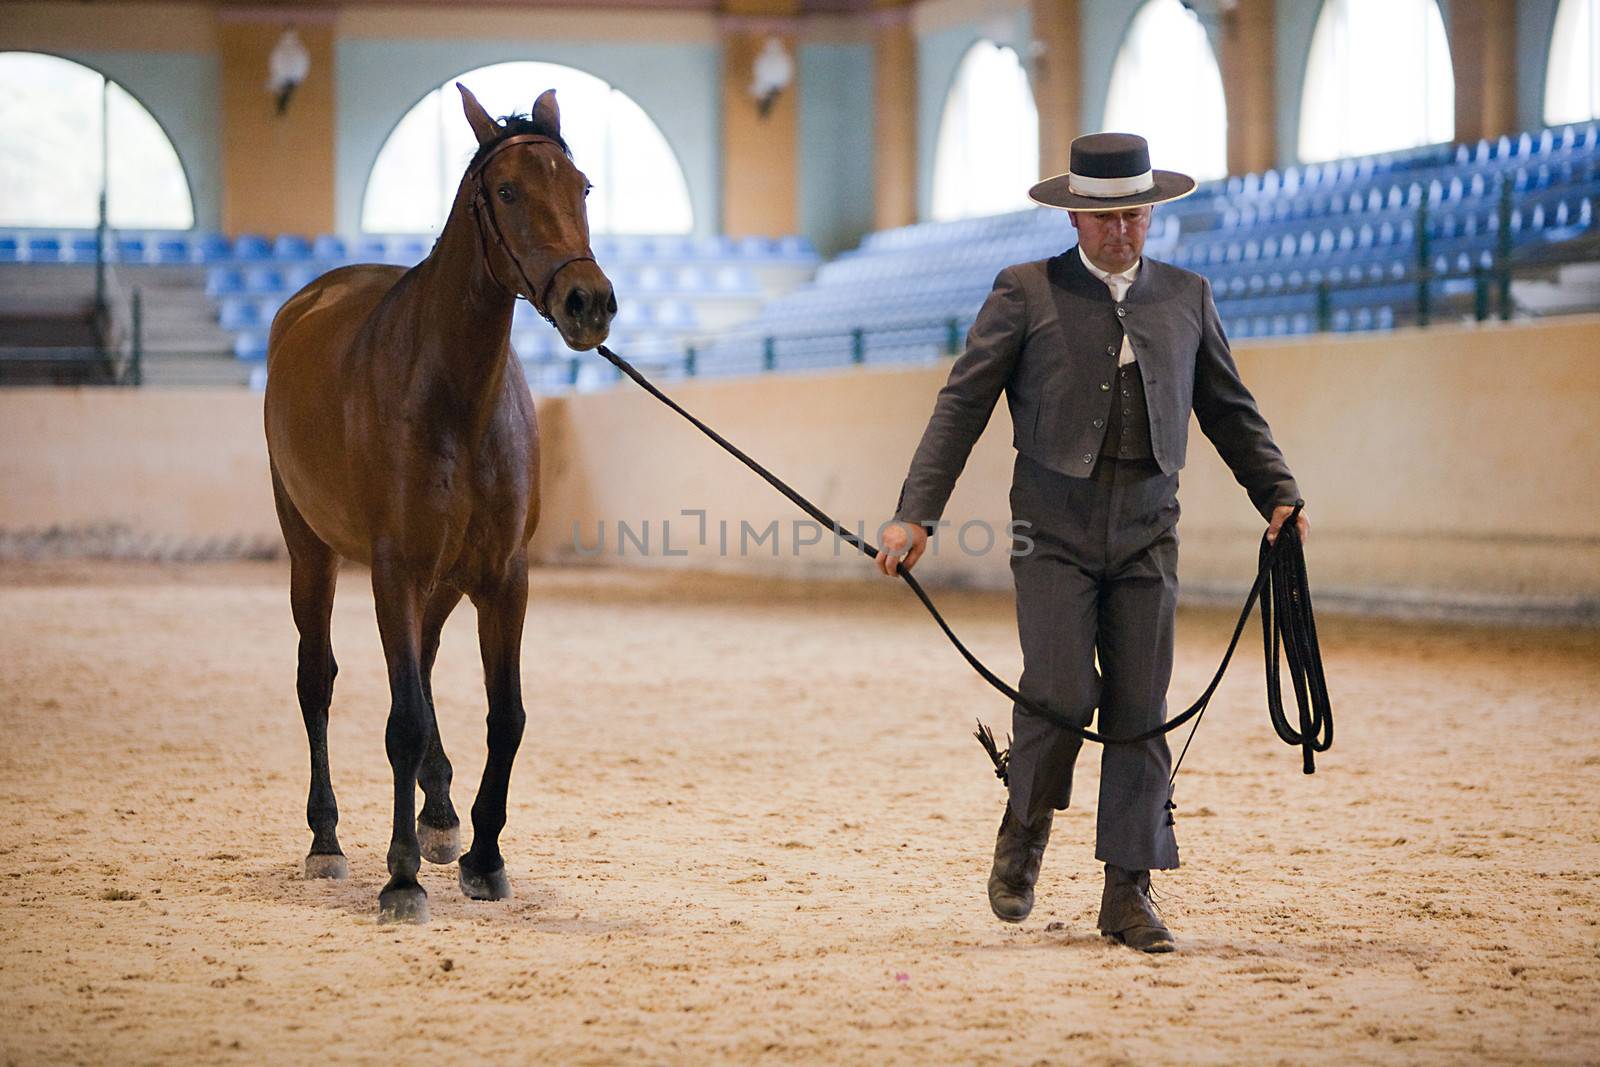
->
<box><xmin>930</xmin><ymin>41</ymin><xmax>1040</xmax><ymax>222</ymax></box>
<box><xmin>362</xmin><ymin>61</ymin><xmax>692</xmax><ymax>235</ymax></box>
<box><xmin>1103</xmin><ymin>0</ymin><xmax>1228</xmax><ymax>182</ymax></box>
<box><xmin>1546</xmin><ymin>0</ymin><xmax>1600</xmax><ymax>125</ymax></box>
<box><xmin>1298</xmin><ymin>0</ymin><xmax>1454</xmax><ymax>163</ymax></box>
<box><xmin>0</xmin><ymin>51</ymin><xmax>194</xmax><ymax>229</ymax></box>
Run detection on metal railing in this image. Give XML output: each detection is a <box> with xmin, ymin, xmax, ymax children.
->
<box><xmin>9</xmin><ymin>171</ymin><xmax>1598</xmax><ymax>390</ymax></box>
<box><xmin>545</xmin><ymin>174</ymin><xmax>1598</xmax><ymax>387</ymax></box>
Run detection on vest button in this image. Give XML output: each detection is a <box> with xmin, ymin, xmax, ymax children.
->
<box><xmin>1100</xmin><ymin>381</ymin><xmax>1110</xmax><ymax>391</ymax></box>
<box><xmin>1105</xmin><ymin>345</ymin><xmax>1117</xmax><ymax>356</ymax></box>
<box><xmin>1093</xmin><ymin>418</ymin><xmax>1105</xmax><ymax>428</ymax></box>
<box><xmin>1116</xmin><ymin>306</ymin><xmax>1127</xmax><ymax>318</ymax></box>
<box><xmin>1081</xmin><ymin>453</ymin><xmax>1093</xmax><ymax>464</ymax></box>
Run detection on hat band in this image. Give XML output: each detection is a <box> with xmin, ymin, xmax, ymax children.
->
<box><xmin>1066</xmin><ymin>170</ymin><xmax>1155</xmax><ymax>198</ymax></box>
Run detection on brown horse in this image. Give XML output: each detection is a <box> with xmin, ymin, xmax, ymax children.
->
<box><xmin>264</xmin><ymin>84</ymin><xmax>614</xmax><ymax>923</ymax></box>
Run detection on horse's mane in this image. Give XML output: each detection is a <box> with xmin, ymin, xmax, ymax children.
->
<box><xmin>469</xmin><ymin>112</ymin><xmax>572</xmax><ymax>171</ymax></box>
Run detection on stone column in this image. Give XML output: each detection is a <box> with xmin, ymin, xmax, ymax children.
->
<box><xmin>871</xmin><ymin>0</ymin><xmax>917</xmax><ymax>230</ymax></box>
<box><xmin>1449</xmin><ymin>0</ymin><xmax>1518</xmax><ymax>145</ymax></box>
<box><xmin>217</xmin><ymin>12</ymin><xmax>336</xmax><ymax>237</ymax></box>
<box><xmin>1030</xmin><ymin>0</ymin><xmax>1081</xmax><ymax>180</ymax></box>
<box><xmin>1218</xmin><ymin>0</ymin><xmax>1276</xmax><ymax>176</ymax></box>
<box><xmin>720</xmin><ymin>1</ymin><xmax>801</xmax><ymax>237</ymax></box>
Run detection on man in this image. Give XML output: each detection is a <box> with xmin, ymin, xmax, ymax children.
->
<box><xmin>876</xmin><ymin>133</ymin><xmax>1309</xmax><ymax>953</ymax></box>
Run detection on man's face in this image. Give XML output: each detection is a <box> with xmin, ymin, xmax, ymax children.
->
<box><xmin>1069</xmin><ymin>206</ymin><xmax>1152</xmax><ymax>274</ymax></box>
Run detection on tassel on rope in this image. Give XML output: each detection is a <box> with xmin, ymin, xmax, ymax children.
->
<box><xmin>974</xmin><ymin>719</ymin><xmax>1010</xmax><ymax>784</ymax></box>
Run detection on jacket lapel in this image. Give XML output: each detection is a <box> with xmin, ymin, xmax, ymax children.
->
<box><xmin>1046</xmin><ymin>245</ymin><xmax>1112</xmax><ymax>339</ymax></box>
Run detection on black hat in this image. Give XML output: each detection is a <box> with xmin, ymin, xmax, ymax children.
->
<box><xmin>1029</xmin><ymin>132</ymin><xmax>1196</xmax><ymax>212</ymax></box>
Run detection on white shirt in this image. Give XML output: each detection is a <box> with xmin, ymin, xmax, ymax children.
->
<box><xmin>1079</xmin><ymin>246</ymin><xmax>1140</xmax><ymax>367</ymax></box>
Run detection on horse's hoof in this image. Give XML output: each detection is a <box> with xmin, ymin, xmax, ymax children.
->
<box><xmin>304</xmin><ymin>853</ymin><xmax>348</xmax><ymax>880</ymax></box>
<box><xmin>378</xmin><ymin>884</ymin><xmax>430</xmax><ymax>924</ymax></box>
<box><xmin>459</xmin><ymin>861</ymin><xmax>511</xmax><ymax>901</ymax></box>
<box><xmin>417</xmin><ymin>820</ymin><xmax>462</xmax><ymax>865</ymax></box>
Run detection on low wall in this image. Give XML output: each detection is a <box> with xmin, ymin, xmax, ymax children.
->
<box><xmin>0</xmin><ymin>389</ymin><xmax>282</xmax><ymax>559</ymax></box>
<box><xmin>3</xmin><ymin>314</ymin><xmax>1598</xmax><ymax>622</ymax></box>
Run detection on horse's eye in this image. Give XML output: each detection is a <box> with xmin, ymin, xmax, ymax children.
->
<box><xmin>584</xmin><ymin>184</ymin><xmax>593</xmax><ymax>199</ymax></box>
<box><xmin>497</xmin><ymin>185</ymin><xmax>515</xmax><ymax>203</ymax></box>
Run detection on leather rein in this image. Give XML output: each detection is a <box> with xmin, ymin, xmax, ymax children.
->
<box><xmin>592</xmin><ymin>340</ymin><xmax>1334</xmax><ymax>787</ymax></box>
<box><xmin>466</xmin><ymin>132</ymin><xmax>595</xmax><ymax>327</ymax></box>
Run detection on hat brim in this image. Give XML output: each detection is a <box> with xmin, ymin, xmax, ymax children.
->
<box><xmin>1028</xmin><ymin>169</ymin><xmax>1197</xmax><ymax>212</ymax></box>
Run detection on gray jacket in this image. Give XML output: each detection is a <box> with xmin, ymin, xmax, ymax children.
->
<box><xmin>894</xmin><ymin>247</ymin><xmax>1301</xmax><ymax>526</ymax></box>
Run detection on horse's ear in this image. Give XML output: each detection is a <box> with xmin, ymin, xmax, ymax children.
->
<box><xmin>457</xmin><ymin>82</ymin><xmax>499</xmax><ymax>145</ymax></box>
<box><xmin>531</xmin><ymin>89</ymin><xmax>561</xmax><ymax>139</ymax></box>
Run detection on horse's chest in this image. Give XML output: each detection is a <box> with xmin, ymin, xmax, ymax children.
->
<box><xmin>410</xmin><ymin>440</ymin><xmax>525</xmax><ymax>545</ymax></box>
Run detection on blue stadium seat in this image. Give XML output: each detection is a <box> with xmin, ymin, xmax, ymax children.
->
<box><xmin>243</xmin><ymin>268</ymin><xmax>284</xmax><ymax>294</ymax></box>
<box><xmin>614</xmin><ymin>302</ymin><xmax>653</xmax><ymax>328</ymax></box>
<box><xmin>654</xmin><ymin>299</ymin><xmax>697</xmax><ymax>328</ymax></box>
<box><xmin>205</xmin><ymin>268</ymin><xmax>244</xmax><ymax>296</ymax></box>
<box><xmin>25</xmin><ymin>236</ymin><xmax>64</xmax><ymax>262</ymax></box>
<box><xmin>234</xmin><ymin>235</ymin><xmax>271</xmax><ymax>261</ymax></box>
<box><xmin>283</xmin><ymin>264</ymin><xmax>321</xmax><ymax>292</ymax></box>
<box><xmin>195</xmin><ymin>233</ymin><xmax>232</xmax><ymax>263</ymax></box>
<box><xmin>219</xmin><ymin>299</ymin><xmax>260</xmax><ymax>331</ymax></box>
<box><xmin>63</xmin><ymin>234</ymin><xmax>99</xmax><ymax>262</ymax></box>
<box><xmin>233</xmin><ymin>331</ymin><xmax>269</xmax><ymax>361</ymax></box>
<box><xmin>714</xmin><ymin>265</ymin><xmax>756</xmax><ymax>293</ymax></box>
<box><xmin>0</xmin><ymin>235</ymin><xmax>19</xmax><ymax>262</ymax></box>
<box><xmin>312</xmin><ymin>235</ymin><xmax>347</xmax><ymax>261</ymax></box>
<box><xmin>343</xmin><ymin>237</ymin><xmax>378</xmax><ymax>262</ymax></box>
<box><xmin>693</xmin><ymin>234</ymin><xmax>737</xmax><ymax>259</ymax></box>
<box><xmin>272</xmin><ymin>235</ymin><xmax>312</xmax><ymax>260</ymax></box>
<box><xmin>736</xmin><ymin>236</ymin><xmax>775</xmax><ymax>258</ymax></box>
<box><xmin>153</xmin><ymin>235</ymin><xmax>191</xmax><ymax>264</ymax></box>
<box><xmin>256</xmin><ymin>296</ymin><xmax>286</xmax><ymax>325</ymax></box>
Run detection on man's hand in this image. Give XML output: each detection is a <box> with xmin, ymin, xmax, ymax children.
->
<box><xmin>1266</xmin><ymin>504</ymin><xmax>1310</xmax><ymax>547</ymax></box>
<box><xmin>876</xmin><ymin>520</ymin><xmax>930</xmax><ymax>577</ymax></box>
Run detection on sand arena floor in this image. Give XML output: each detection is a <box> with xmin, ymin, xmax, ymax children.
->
<box><xmin>0</xmin><ymin>560</ymin><xmax>1597</xmax><ymax>1066</ymax></box>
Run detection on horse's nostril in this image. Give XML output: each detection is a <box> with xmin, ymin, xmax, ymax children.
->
<box><xmin>604</xmin><ymin>289</ymin><xmax>618</xmax><ymax>317</ymax></box>
<box><xmin>565</xmin><ymin>287</ymin><xmax>591</xmax><ymax>319</ymax></box>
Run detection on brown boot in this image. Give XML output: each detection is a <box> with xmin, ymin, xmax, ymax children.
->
<box><xmin>987</xmin><ymin>805</ymin><xmax>1052</xmax><ymax>923</ymax></box>
<box><xmin>1097</xmin><ymin>864</ymin><xmax>1176</xmax><ymax>953</ymax></box>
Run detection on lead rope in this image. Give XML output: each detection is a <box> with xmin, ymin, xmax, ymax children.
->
<box><xmin>591</xmin><ymin>343</ymin><xmax>1332</xmax><ymax>791</ymax></box>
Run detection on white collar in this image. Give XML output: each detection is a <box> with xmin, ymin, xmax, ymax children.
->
<box><xmin>1079</xmin><ymin>246</ymin><xmax>1141</xmax><ymax>288</ymax></box>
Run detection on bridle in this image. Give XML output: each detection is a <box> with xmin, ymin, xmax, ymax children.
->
<box><xmin>466</xmin><ymin>132</ymin><xmax>596</xmax><ymax>327</ymax></box>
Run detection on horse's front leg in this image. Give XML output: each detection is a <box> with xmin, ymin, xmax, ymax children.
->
<box><xmin>371</xmin><ymin>557</ymin><xmax>432</xmax><ymax>923</ymax></box>
<box><xmin>458</xmin><ymin>559</ymin><xmax>528</xmax><ymax>901</ymax></box>
<box><xmin>417</xmin><ymin>583</ymin><xmax>465</xmax><ymax>866</ymax></box>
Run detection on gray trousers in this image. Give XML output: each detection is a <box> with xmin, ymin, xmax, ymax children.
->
<box><xmin>1004</xmin><ymin>451</ymin><xmax>1181</xmax><ymax>871</ymax></box>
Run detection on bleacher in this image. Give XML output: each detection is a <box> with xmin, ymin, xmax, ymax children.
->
<box><xmin>4</xmin><ymin>120</ymin><xmax>1600</xmax><ymax>389</ymax></box>
<box><xmin>695</xmin><ymin>121</ymin><xmax>1600</xmax><ymax>377</ymax></box>
<box><xmin>0</xmin><ymin>228</ymin><xmax>818</xmax><ymax>389</ymax></box>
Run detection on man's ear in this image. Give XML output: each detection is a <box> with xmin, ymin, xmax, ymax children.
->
<box><xmin>457</xmin><ymin>82</ymin><xmax>499</xmax><ymax>145</ymax></box>
<box><xmin>1068</xmin><ymin>210</ymin><xmax>1082</xmax><ymax>230</ymax></box>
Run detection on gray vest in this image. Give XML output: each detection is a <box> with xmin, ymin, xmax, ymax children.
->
<box><xmin>1102</xmin><ymin>360</ymin><xmax>1153</xmax><ymax>460</ymax></box>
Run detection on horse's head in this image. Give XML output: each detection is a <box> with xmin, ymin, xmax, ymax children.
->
<box><xmin>458</xmin><ymin>83</ymin><xmax>616</xmax><ymax>351</ymax></box>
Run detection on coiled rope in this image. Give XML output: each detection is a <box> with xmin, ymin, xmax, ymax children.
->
<box><xmin>593</xmin><ymin>343</ymin><xmax>1332</xmax><ymax>784</ymax></box>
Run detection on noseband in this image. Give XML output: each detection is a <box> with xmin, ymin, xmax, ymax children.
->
<box><xmin>466</xmin><ymin>132</ymin><xmax>596</xmax><ymax>327</ymax></box>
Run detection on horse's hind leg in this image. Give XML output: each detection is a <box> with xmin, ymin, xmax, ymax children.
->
<box><xmin>272</xmin><ymin>469</ymin><xmax>345</xmax><ymax>880</ymax></box>
<box><xmin>458</xmin><ymin>560</ymin><xmax>528</xmax><ymax>901</ymax></box>
<box><xmin>417</xmin><ymin>584</ymin><xmax>464</xmax><ymax>865</ymax></box>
